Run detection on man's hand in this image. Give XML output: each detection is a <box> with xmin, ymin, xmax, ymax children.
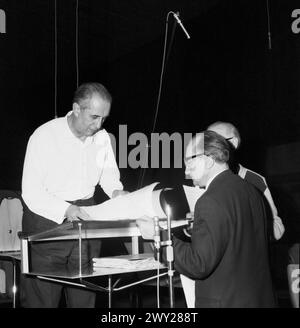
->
<box><xmin>64</xmin><ymin>205</ymin><xmax>90</xmax><ymax>222</ymax></box>
<box><xmin>273</xmin><ymin>215</ymin><xmax>285</xmax><ymax>240</ymax></box>
<box><xmin>112</xmin><ymin>189</ymin><xmax>130</xmax><ymax>198</ymax></box>
<box><xmin>136</xmin><ymin>216</ymin><xmax>155</xmax><ymax>240</ymax></box>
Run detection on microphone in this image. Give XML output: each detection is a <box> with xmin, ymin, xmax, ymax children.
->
<box><xmin>172</xmin><ymin>12</ymin><xmax>191</xmax><ymax>39</ymax></box>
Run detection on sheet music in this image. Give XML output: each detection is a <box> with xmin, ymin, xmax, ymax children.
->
<box><xmin>83</xmin><ymin>182</ymin><xmax>166</xmax><ymax>221</ymax></box>
<box><xmin>159</xmin><ymin>219</ymin><xmax>189</xmax><ymax>230</ymax></box>
<box><xmin>181</xmin><ymin>185</ymin><xmax>204</xmax><ymax>308</ymax></box>
<box><xmin>183</xmin><ymin>185</ymin><xmax>205</xmax><ymax>213</ymax></box>
<box><xmin>92</xmin><ymin>256</ymin><xmax>160</xmax><ymax>270</ymax></box>
<box><xmin>180</xmin><ymin>274</ymin><xmax>195</xmax><ymax>307</ymax></box>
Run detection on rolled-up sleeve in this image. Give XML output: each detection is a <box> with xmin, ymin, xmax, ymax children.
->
<box><xmin>98</xmin><ymin>132</ymin><xmax>123</xmax><ymax>198</ymax></box>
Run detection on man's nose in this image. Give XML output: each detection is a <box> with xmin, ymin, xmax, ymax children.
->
<box><xmin>185</xmin><ymin>166</ymin><xmax>191</xmax><ymax>178</ymax></box>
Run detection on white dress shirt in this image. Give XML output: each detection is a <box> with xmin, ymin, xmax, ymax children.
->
<box><xmin>22</xmin><ymin>113</ymin><xmax>123</xmax><ymax>223</ymax></box>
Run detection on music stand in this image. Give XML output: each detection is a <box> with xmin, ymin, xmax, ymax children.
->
<box><xmin>19</xmin><ymin>220</ymin><xmax>168</xmax><ymax>308</ymax></box>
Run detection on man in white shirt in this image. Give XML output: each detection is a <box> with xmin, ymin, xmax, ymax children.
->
<box><xmin>21</xmin><ymin>82</ymin><xmax>127</xmax><ymax>307</ymax></box>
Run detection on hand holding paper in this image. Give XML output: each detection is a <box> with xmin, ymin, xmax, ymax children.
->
<box><xmin>112</xmin><ymin>189</ymin><xmax>130</xmax><ymax>198</ymax></box>
<box><xmin>64</xmin><ymin>204</ymin><xmax>90</xmax><ymax>222</ymax></box>
<box><xmin>82</xmin><ymin>182</ymin><xmax>166</xmax><ymax>221</ymax></box>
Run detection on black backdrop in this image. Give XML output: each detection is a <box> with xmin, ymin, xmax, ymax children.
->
<box><xmin>1</xmin><ymin>0</ymin><xmax>299</xmax><ymax>194</ymax></box>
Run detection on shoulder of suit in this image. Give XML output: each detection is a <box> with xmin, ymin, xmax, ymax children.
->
<box><xmin>239</xmin><ymin>165</ymin><xmax>267</xmax><ymax>182</ymax></box>
<box><xmin>239</xmin><ymin>164</ymin><xmax>267</xmax><ymax>192</ymax></box>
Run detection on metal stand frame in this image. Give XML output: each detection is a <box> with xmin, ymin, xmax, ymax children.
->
<box><xmin>0</xmin><ymin>252</ymin><xmax>21</xmax><ymax>308</ymax></box>
<box><xmin>20</xmin><ymin>220</ymin><xmax>168</xmax><ymax>308</ymax></box>
<box><xmin>154</xmin><ymin>210</ymin><xmax>175</xmax><ymax>308</ymax></box>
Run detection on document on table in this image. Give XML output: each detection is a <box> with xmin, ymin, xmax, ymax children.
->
<box><xmin>180</xmin><ymin>185</ymin><xmax>205</xmax><ymax>308</ymax></box>
<box><xmin>182</xmin><ymin>185</ymin><xmax>205</xmax><ymax>213</ymax></box>
<box><xmin>92</xmin><ymin>255</ymin><xmax>161</xmax><ymax>270</ymax></box>
<box><xmin>83</xmin><ymin>182</ymin><xmax>166</xmax><ymax>221</ymax></box>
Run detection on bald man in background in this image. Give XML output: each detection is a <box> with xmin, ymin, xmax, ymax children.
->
<box><xmin>207</xmin><ymin>121</ymin><xmax>285</xmax><ymax>241</ymax></box>
<box><xmin>181</xmin><ymin>121</ymin><xmax>284</xmax><ymax>307</ymax></box>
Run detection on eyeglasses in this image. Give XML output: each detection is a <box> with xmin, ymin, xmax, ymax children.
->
<box><xmin>184</xmin><ymin>153</ymin><xmax>205</xmax><ymax>166</ymax></box>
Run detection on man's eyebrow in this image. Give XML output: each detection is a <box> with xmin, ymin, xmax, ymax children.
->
<box><xmin>91</xmin><ymin>114</ymin><xmax>109</xmax><ymax>119</ymax></box>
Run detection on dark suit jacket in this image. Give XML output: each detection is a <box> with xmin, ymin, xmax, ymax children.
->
<box><xmin>172</xmin><ymin>170</ymin><xmax>276</xmax><ymax>308</ymax></box>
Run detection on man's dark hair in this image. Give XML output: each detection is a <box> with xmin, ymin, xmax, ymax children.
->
<box><xmin>72</xmin><ymin>82</ymin><xmax>112</xmax><ymax>106</ymax></box>
<box><xmin>204</xmin><ymin>130</ymin><xmax>231</xmax><ymax>164</ymax></box>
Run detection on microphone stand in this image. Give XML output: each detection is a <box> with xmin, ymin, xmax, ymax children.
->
<box><xmin>154</xmin><ymin>207</ymin><xmax>175</xmax><ymax>308</ymax></box>
<box><xmin>167</xmin><ymin>206</ymin><xmax>175</xmax><ymax>308</ymax></box>
<box><xmin>153</xmin><ymin>216</ymin><xmax>161</xmax><ymax>260</ymax></box>
<box><xmin>153</xmin><ymin>216</ymin><xmax>161</xmax><ymax>308</ymax></box>
<box><xmin>137</xmin><ymin>11</ymin><xmax>181</xmax><ymax>190</ymax></box>
<box><xmin>161</xmin><ymin>205</ymin><xmax>175</xmax><ymax>308</ymax></box>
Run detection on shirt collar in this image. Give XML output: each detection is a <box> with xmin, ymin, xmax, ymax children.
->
<box><xmin>64</xmin><ymin>111</ymin><xmax>96</xmax><ymax>145</ymax></box>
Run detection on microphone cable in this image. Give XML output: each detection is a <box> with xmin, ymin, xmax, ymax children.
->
<box><xmin>54</xmin><ymin>0</ymin><xmax>58</xmax><ymax>118</ymax></box>
<box><xmin>75</xmin><ymin>0</ymin><xmax>79</xmax><ymax>87</ymax></box>
<box><xmin>137</xmin><ymin>11</ymin><xmax>177</xmax><ymax>190</ymax></box>
<box><xmin>266</xmin><ymin>0</ymin><xmax>272</xmax><ymax>50</ymax></box>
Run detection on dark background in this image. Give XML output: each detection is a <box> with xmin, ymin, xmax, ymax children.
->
<box><xmin>0</xmin><ymin>0</ymin><xmax>299</xmax><ymax>304</ymax></box>
<box><xmin>1</xmin><ymin>3</ymin><xmax>300</xmax><ymax>222</ymax></box>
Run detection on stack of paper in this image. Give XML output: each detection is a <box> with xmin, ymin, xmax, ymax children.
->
<box><xmin>92</xmin><ymin>256</ymin><xmax>160</xmax><ymax>270</ymax></box>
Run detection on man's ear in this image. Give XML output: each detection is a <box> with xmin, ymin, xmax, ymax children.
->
<box><xmin>230</xmin><ymin>137</ymin><xmax>239</xmax><ymax>149</ymax></box>
<box><xmin>73</xmin><ymin>102</ymin><xmax>80</xmax><ymax>117</ymax></box>
<box><xmin>205</xmin><ymin>155</ymin><xmax>215</xmax><ymax>169</ymax></box>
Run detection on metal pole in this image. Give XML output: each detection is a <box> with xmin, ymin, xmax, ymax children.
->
<box><xmin>108</xmin><ymin>275</ymin><xmax>112</xmax><ymax>308</ymax></box>
<box><xmin>12</xmin><ymin>260</ymin><xmax>16</xmax><ymax>308</ymax></box>
<box><xmin>78</xmin><ymin>222</ymin><xmax>82</xmax><ymax>277</ymax></box>
<box><xmin>166</xmin><ymin>205</ymin><xmax>174</xmax><ymax>308</ymax></box>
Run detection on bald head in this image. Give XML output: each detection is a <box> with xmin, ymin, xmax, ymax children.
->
<box><xmin>207</xmin><ymin>121</ymin><xmax>241</xmax><ymax>149</ymax></box>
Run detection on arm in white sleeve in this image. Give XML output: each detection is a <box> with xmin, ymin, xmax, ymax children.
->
<box><xmin>98</xmin><ymin>134</ymin><xmax>123</xmax><ymax>198</ymax></box>
<box><xmin>22</xmin><ymin>133</ymin><xmax>70</xmax><ymax>223</ymax></box>
<box><xmin>263</xmin><ymin>187</ymin><xmax>285</xmax><ymax>240</ymax></box>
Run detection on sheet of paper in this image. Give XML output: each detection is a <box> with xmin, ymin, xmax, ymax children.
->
<box><xmin>182</xmin><ymin>185</ymin><xmax>205</xmax><ymax>212</ymax></box>
<box><xmin>83</xmin><ymin>182</ymin><xmax>167</xmax><ymax>221</ymax></box>
<box><xmin>181</xmin><ymin>185</ymin><xmax>204</xmax><ymax>308</ymax></box>
<box><xmin>159</xmin><ymin>219</ymin><xmax>189</xmax><ymax>230</ymax></box>
<box><xmin>92</xmin><ymin>256</ymin><xmax>160</xmax><ymax>270</ymax></box>
<box><xmin>180</xmin><ymin>274</ymin><xmax>195</xmax><ymax>308</ymax></box>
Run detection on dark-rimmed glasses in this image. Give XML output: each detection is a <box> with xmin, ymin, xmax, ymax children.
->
<box><xmin>184</xmin><ymin>153</ymin><xmax>205</xmax><ymax>166</ymax></box>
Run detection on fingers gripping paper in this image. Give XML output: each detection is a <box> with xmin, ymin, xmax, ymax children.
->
<box><xmin>82</xmin><ymin>182</ymin><xmax>167</xmax><ymax>220</ymax></box>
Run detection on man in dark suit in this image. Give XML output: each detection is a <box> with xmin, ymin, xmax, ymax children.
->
<box><xmin>137</xmin><ymin>131</ymin><xmax>276</xmax><ymax>307</ymax></box>
<box><xmin>207</xmin><ymin>121</ymin><xmax>285</xmax><ymax>241</ymax></box>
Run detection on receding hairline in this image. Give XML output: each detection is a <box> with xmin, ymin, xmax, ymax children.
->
<box><xmin>73</xmin><ymin>82</ymin><xmax>112</xmax><ymax>107</ymax></box>
<box><xmin>207</xmin><ymin>121</ymin><xmax>241</xmax><ymax>147</ymax></box>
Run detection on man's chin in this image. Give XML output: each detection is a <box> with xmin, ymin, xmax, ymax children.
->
<box><xmin>193</xmin><ymin>180</ymin><xmax>205</xmax><ymax>188</ymax></box>
<box><xmin>87</xmin><ymin>129</ymin><xmax>98</xmax><ymax>136</ymax></box>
